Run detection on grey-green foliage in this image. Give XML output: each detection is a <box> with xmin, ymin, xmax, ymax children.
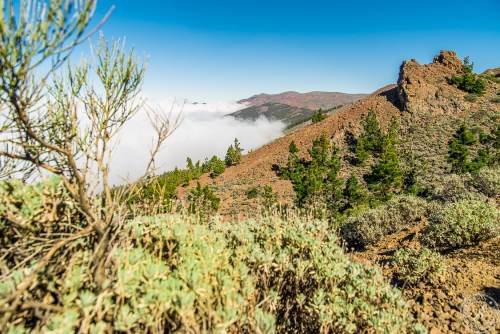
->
<box><xmin>421</xmin><ymin>199</ymin><xmax>499</xmax><ymax>251</ymax></box>
<box><xmin>0</xmin><ymin>177</ymin><xmax>80</xmax><ymax>247</ymax></box>
<box><xmin>2</xmin><ymin>213</ymin><xmax>423</xmax><ymax>333</ymax></box>
<box><xmin>341</xmin><ymin>195</ymin><xmax>430</xmax><ymax>249</ymax></box>
<box><xmin>392</xmin><ymin>248</ymin><xmax>444</xmax><ymax>286</ymax></box>
<box><xmin>471</xmin><ymin>166</ymin><xmax>500</xmax><ymax>198</ymax></box>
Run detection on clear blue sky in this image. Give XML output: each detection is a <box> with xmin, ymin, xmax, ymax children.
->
<box><xmin>92</xmin><ymin>0</ymin><xmax>500</xmax><ymax>101</ymax></box>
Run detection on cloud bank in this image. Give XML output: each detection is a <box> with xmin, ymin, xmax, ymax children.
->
<box><xmin>109</xmin><ymin>99</ymin><xmax>284</xmax><ymax>185</ymax></box>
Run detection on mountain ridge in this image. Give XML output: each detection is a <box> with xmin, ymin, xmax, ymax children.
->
<box><xmin>238</xmin><ymin>90</ymin><xmax>367</xmax><ymax>110</ymax></box>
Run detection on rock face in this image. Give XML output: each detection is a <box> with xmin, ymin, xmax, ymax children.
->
<box><xmin>397</xmin><ymin>51</ymin><xmax>467</xmax><ymax>113</ymax></box>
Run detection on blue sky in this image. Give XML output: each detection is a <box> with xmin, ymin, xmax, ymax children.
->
<box><xmin>93</xmin><ymin>0</ymin><xmax>500</xmax><ymax>101</ymax></box>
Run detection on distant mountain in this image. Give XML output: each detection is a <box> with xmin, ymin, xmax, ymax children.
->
<box><xmin>238</xmin><ymin>91</ymin><xmax>367</xmax><ymax>110</ymax></box>
<box><xmin>230</xmin><ymin>102</ymin><xmax>315</xmax><ymax>125</ymax></box>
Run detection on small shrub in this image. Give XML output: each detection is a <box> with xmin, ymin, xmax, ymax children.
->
<box><xmin>471</xmin><ymin>166</ymin><xmax>500</xmax><ymax>197</ymax></box>
<box><xmin>343</xmin><ymin>175</ymin><xmax>366</xmax><ymax>209</ymax></box>
<box><xmin>341</xmin><ymin>195</ymin><xmax>430</xmax><ymax>249</ymax></box>
<box><xmin>430</xmin><ymin>173</ymin><xmax>479</xmax><ymax>203</ymax></box>
<box><xmin>421</xmin><ymin>199</ymin><xmax>499</xmax><ymax>250</ymax></box>
<box><xmin>246</xmin><ymin>187</ymin><xmax>259</xmax><ymax>199</ymax></box>
<box><xmin>392</xmin><ymin>248</ymin><xmax>444</xmax><ymax>286</ymax></box>
<box><xmin>464</xmin><ymin>93</ymin><xmax>479</xmax><ymax>102</ymax></box>
<box><xmin>187</xmin><ymin>182</ymin><xmax>220</xmax><ymax>219</ymax></box>
<box><xmin>260</xmin><ymin>185</ymin><xmax>278</xmax><ymax>210</ymax></box>
<box><xmin>490</xmin><ymin>96</ymin><xmax>500</xmax><ymax>103</ymax></box>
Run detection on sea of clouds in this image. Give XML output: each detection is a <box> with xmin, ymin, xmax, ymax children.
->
<box><xmin>108</xmin><ymin>98</ymin><xmax>285</xmax><ymax>185</ymax></box>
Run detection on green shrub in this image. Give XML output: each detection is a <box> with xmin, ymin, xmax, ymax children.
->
<box><xmin>2</xmin><ymin>214</ymin><xmax>423</xmax><ymax>333</ymax></box>
<box><xmin>343</xmin><ymin>175</ymin><xmax>366</xmax><ymax>209</ymax></box>
<box><xmin>341</xmin><ymin>195</ymin><xmax>430</xmax><ymax>249</ymax></box>
<box><xmin>187</xmin><ymin>182</ymin><xmax>220</xmax><ymax>219</ymax></box>
<box><xmin>392</xmin><ymin>248</ymin><xmax>444</xmax><ymax>286</ymax></box>
<box><xmin>471</xmin><ymin>166</ymin><xmax>500</xmax><ymax>197</ymax></box>
<box><xmin>0</xmin><ymin>177</ymin><xmax>81</xmax><ymax>259</ymax></box>
<box><xmin>246</xmin><ymin>186</ymin><xmax>259</xmax><ymax>199</ymax></box>
<box><xmin>421</xmin><ymin>199</ymin><xmax>499</xmax><ymax>250</ymax></box>
<box><xmin>450</xmin><ymin>74</ymin><xmax>486</xmax><ymax>95</ymax></box>
<box><xmin>260</xmin><ymin>185</ymin><xmax>278</xmax><ymax>210</ymax></box>
<box><xmin>449</xmin><ymin>58</ymin><xmax>486</xmax><ymax>95</ymax></box>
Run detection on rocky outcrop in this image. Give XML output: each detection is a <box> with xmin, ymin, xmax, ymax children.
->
<box><xmin>397</xmin><ymin>51</ymin><xmax>468</xmax><ymax>113</ymax></box>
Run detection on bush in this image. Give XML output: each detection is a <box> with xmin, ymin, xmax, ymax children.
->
<box><xmin>1</xmin><ymin>213</ymin><xmax>423</xmax><ymax>333</ymax></box>
<box><xmin>450</xmin><ymin>73</ymin><xmax>486</xmax><ymax>95</ymax></box>
<box><xmin>341</xmin><ymin>195</ymin><xmax>430</xmax><ymax>249</ymax></box>
<box><xmin>471</xmin><ymin>166</ymin><xmax>500</xmax><ymax>197</ymax></box>
<box><xmin>246</xmin><ymin>187</ymin><xmax>259</xmax><ymax>199</ymax></box>
<box><xmin>187</xmin><ymin>182</ymin><xmax>220</xmax><ymax>219</ymax></box>
<box><xmin>449</xmin><ymin>58</ymin><xmax>486</xmax><ymax>95</ymax></box>
<box><xmin>421</xmin><ymin>199</ymin><xmax>499</xmax><ymax>251</ymax></box>
<box><xmin>430</xmin><ymin>174</ymin><xmax>479</xmax><ymax>203</ymax></box>
<box><xmin>392</xmin><ymin>248</ymin><xmax>444</xmax><ymax>286</ymax></box>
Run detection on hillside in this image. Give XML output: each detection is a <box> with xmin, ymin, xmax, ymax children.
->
<box><xmin>239</xmin><ymin>90</ymin><xmax>367</xmax><ymax>110</ymax></box>
<box><xmin>228</xmin><ymin>102</ymin><xmax>315</xmax><ymax>124</ymax></box>
<box><xmin>179</xmin><ymin>51</ymin><xmax>500</xmax><ymax>333</ymax></box>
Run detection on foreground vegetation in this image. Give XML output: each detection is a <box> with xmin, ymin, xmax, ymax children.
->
<box><xmin>0</xmin><ymin>183</ymin><xmax>424</xmax><ymax>333</ymax></box>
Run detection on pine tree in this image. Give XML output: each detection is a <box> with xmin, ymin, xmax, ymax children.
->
<box><xmin>225</xmin><ymin>138</ymin><xmax>243</xmax><ymax>167</ymax></box>
<box><xmin>208</xmin><ymin>156</ymin><xmax>225</xmax><ymax>178</ymax></box>
<box><xmin>355</xmin><ymin>109</ymin><xmax>384</xmax><ymax>164</ymax></box>
<box><xmin>312</xmin><ymin>108</ymin><xmax>327</xmax><ymax>123</ymax></box>
<box><xmin>343</xmin><ymin>176</ymin><xmax>366</xmax><ymax>208</ymax></box>
<box><xmin>289</xmin><ymin>141</ymin><xmax>299</xmax><ymax>154</ymax></box>
<box><xmin>364</xmin><ymin>125</ymin><xmax>402</xmax><ymax>196</ymax></box>
<box><xmin>448</xmin><ymin>125</ymin><xmax>476</xmax><ymax>173</ymax></box>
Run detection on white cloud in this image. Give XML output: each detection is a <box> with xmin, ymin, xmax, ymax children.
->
<box><xmin>109</xmin><ymin>98</ymin><xmax>284</xmax><ymax>185</ymax></box>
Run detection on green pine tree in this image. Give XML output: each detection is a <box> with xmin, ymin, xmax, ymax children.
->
<box><xmin>225</xmin><ymin>138</ymin><xmax>243</xmax><ymax>166</ymax></box>
<box><xmin>447</xmin><ymin>125</ymin><xmax>476</xmax><ymax>173</ymax></box>
<box><xmin>312</xmin><ymin>108</ymin><xmax>327</xmax><ymax>123</ymax></box>
<box><xmin>355</xmin><ymin>109</ymin><xmax>384</xmax><ymax>164</ymax></box>
<box><xmin>364</xmin><ymin>128</ymin><xmax>403</xmax><ymax>197</ymax></box>
<box><xmin>343</xmin><ymin>176</ymin><xmax>366</xmax><ymax>208</ymax></box>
